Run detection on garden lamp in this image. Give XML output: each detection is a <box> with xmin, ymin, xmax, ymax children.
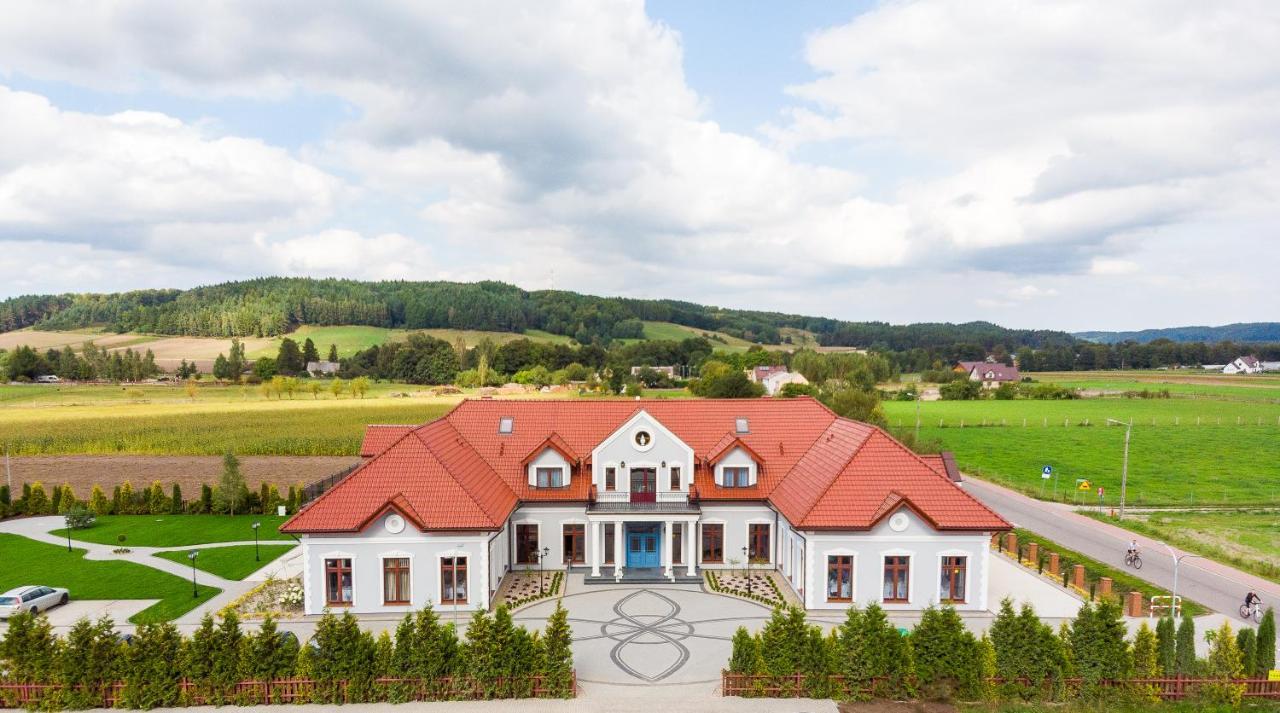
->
<box><xmin>188</xmin><ymin>550</ymin><xmax>199</xmax><ymax>597</ymax></box>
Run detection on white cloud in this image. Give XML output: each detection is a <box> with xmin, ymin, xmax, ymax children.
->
<box><xmin>1089</xmin><ymin>258</ymin><xmax>1139</xmax><ymax>276</ymax></box>
<box><xmin>254</xmin><ymin>229</ymin><xmax>435</xmax><ymax>279</ymax></box>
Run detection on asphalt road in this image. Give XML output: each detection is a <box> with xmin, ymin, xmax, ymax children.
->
<box><xmin>963</xmin><ymin>476</ymin><xmax>1280</xmax><ymax>621</ymax></box>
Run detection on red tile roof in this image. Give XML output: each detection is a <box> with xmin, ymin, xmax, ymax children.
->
<box><xmin>284</xmin><ymin>397</ymin><xmax>1008</xmax><ymax>533</ymax></box>
<box><xmin>359</xmin><ymin>425</ymin><xmax>415</xmax><ymax>457</ymax></box>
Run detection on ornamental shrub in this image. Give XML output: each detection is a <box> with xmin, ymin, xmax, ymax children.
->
<box><xmin>170</xmin><ymin>484</ymin><xmax>183</xmax><ymax>514</ymax></box>
<box><xmin>57</xmin><ymin>616</ymin><xmax>122</xmax><ymax>709</ymax></box>
<box><xmin>836</xmin><ymin>604</ymin><xmax>913</xmax><ymax>699</ymax></box>
<box><xmin>1155</xmin><ymin>615</ymin><xmax>1176</xmax><ymax>675</ymax></box>
<box><xmin>1174</xmin><ymin>616</ymin><xmax>1197</xmax><ymax>675</ymax></box>
<box><xmin>121</xmin><ymin>622</ymin><xmax>184</xmax><ymax>709</ymax></box>
<box><xmin>729</xmin><ymin>626</ymin><xmax>761</xmax><ymax>674</ymax></box>
<box><xmin>50</xmin><ymin>483</ymin><xmax>63</xmax><ymax>513</ymax></box>
<box><xmin>1128</xmin><ymin>622</ymin><xmax>1161</xmax><ymax>705</ymax></box>
<box><xmin>1257</xmin><ymin>608</ymin><xmax>1276</xmax><ymax>675</ymax></box>
<box><xmin>210</xmin><ymin>612</ymin><xmax>245</xmax><ymax>702</ymax></box>
<box><xmin>1236</xmin><ymin>628</ymin><xmax>1258</xmax><ymax>678</ymax></box>
<box><xmin>239</xmin><ymin>615</ymin><xmax>298</xmax><ymax>685</ymax></box>
<box><xmin>148</xmin><ymin>481</ymin><xmax>167</xmax><ymax>514</ymax></box>
<box><xmin>1069</xmin><ymin>599</ymin><xmax>1130</xmax><ymax>696</ymax></box>
<box><xmin>541</xmin><ymin>602</ymin><xmax>574</xmax><ymax>697</ymax></box>
<box><xmin>182</xmin><ymin>615</ymin><xmax>219</xmax><ymax>704</ymax></box>
<box><xmin>912</xmin><ymin>605</ymin><xmax>981</xmax><ymax>701</ymax></box>
<box><xmin>88</xmin><ymin>484</ymin><xmax>110</xmax><ymax>515</ymax></box>
<box><xmin>27</xmin><ymin>481</ymin><xmax>50</xmax><ymax>514</ymax></box>
<box><xmin>989</xmin><ymin>598</ymin><xmax>1065</xmax><ymax>700</ymax></box>
<box><xmin>309</xmin><ymin>610</ymin><xmax>377</xmax><ymax>703</ymax></box>
<box><xmin>759</xmin><ymin>606</ymin><xmax>810</xmax><ymax>677</ymax></box>
<box><xmin>1199</xmin><ymin>620</ymin><xmax>1246</xmax><ymax>706</ymax></box>
<box><xmin>56</xmin><ymin>484</ymin><xmax>77</xmax><ymax>514</ymax></box>
<box><xmin>0</xmin><ymin>611</ymin><xmax>58</xmax><ymax>682</ymax></box>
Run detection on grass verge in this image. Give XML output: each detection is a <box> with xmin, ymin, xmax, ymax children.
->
<box><xmin>51</xmin><ymin>514</ymin><xmax>292</xmax><ymax>547</ymax></box>
<box><xmin>1078</xmin><ymin>509</ymin><xmax>1280</xmax><ymax>585</ymax></box>
<box><xmin>1011</xmin><ymin>527</ymin><xmax>1207</xmax><ymax>617</ymax></box>
<box><xmin>0</xmin><ymin>534</ymin><xmax>219</xmax><ymax>623</ymax></box>
<box><xmin>153</xmin><ymin>544</ymin><xmax>295</xmax><ymax>580</ymax></box>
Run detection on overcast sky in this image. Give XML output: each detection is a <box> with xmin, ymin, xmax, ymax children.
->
<box><xmin>1</xmin><ymin>1</ymin><xmax>1276</xmax><ymax>332</ymax></box>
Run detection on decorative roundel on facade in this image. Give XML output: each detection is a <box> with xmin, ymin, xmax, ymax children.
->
<box><xmin>632</xmin><ymin>429</ymin><xmax>654</xmax><ymax>451</ymax></box>
<box><xmin>888</xmin><ymin>512</ymin><xmax>909</xmax><ymax>532</ymax></box>
<box><xmin>384</xmin><ymin>513</ymin><xmax>405</xmax><ymax>534</ymax></box>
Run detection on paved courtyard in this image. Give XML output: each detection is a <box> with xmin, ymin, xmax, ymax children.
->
<box><xmin>515</xmin><ymin>582</ymin><xmax>774</xmax><ymax>686</ymax></box>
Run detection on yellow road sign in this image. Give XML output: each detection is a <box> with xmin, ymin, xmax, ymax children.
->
<box><xmin>1269</xmin><ymin>669</ymin><xmax>1280</xmax><ymax>682</ymax></box>
<box><xmin>1077</xmin><ymin>479</ymin><xmax>1091</xmax><ymax>491</ymax></box>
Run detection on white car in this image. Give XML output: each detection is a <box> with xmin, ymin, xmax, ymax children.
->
<box><xmin>0</xmin><ymin>586</ymin><xmax>70</xmax><ymax>618</ymax></box>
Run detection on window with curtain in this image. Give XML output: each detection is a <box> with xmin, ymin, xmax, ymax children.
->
<box><xmin>383</xmin><ymin>557</ymin><xmax>410</xmax><ymax>605</ymax></box>
<box><xmin>440</xmin><ymin>557</ymin><xmax>467</xmax><ymax>604</ymax></box>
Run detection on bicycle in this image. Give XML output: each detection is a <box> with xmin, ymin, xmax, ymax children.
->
<box><xmin>1124</xmin><ymin>551</ymin><xmax>1143</xmax><ymax>570</ymax></box>
<box><xmin>1240</xmin><ymin>601</ymin><xmax>1262</xmax><ymax>623</ymax></box>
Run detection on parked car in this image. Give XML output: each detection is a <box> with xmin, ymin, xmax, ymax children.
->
<box><xmin>0</xmin><ymin>586</ymin><xmax>70</xmax><ymax>618</ymax></box>
<box><xmin>33</xmin><ymin>374</ymin><xmax>61</xmax><ymax>383</ymax></box>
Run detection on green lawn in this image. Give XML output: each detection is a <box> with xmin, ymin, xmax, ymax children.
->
<box><xmin>1079</xmin><ymin>510</ymin><xmax>1280</xmax><ymax>585</ymax></box>
<box><xmin>883</xmin><ymin>398</ymin><xmax>1280</xmax><ymax>506</ymax></box>
<box><xmin>1012</xmin><ymin>528</ymin><xmax>1207</xmax><ymax>617</ymax></box>
<box><xmin>51</xmin><ymin>515</ymin><xmax>293</xmax><ymax>547</ymax></box>
<box><xmin>0</xmin><ymin>534</ymin><xmax>219</xmax><ymax>623</ymax></box>
<box><xmin>153</xmin><ymin>544</ymin><xmax>295</xmax><ymax>580</ymax></box>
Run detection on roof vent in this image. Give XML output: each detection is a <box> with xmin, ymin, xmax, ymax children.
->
<box><xmin>498</xmin><ymin>416</ymin><xmax>514</xmax><ymax>434</ymax></box>
<box><xmin>735</xmin><ymin>417</ymin><xmax>749</xmax><ymax>434</ymax></box>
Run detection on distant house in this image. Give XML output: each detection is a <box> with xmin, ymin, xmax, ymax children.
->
<box><xmin>630</xmin><ymin>365</ymin><xmax>677</xmax><ymax>379</ymax></box>
<box><xmin>761</xmin><ymin>370</ymin><xmax>809</xmax><ymax>396</ymax></box>
<box><xmin>747</xmin><ymin>365</ymin><xmax>789</xmax><ymax>383</ymax></box>
<box><xmin>955</xmin><ymin>359</ymin><xmax>1019</xmax><ymax>388</ymax></box>
<box><xmin>1223</xmin><ymin>356</ymin><xmax>1262</xmax><ymax>375</ymax></box>
<box><xmin>307</xmin><ymin>360</ymin><xmax>340</xmax><ymax>377</ymax></box>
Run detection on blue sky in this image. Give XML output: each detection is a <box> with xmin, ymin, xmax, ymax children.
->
<box><xmin>0</xmin><ymin>1</ymin><xmax>1276</xmax><ymax>331</ymax></box>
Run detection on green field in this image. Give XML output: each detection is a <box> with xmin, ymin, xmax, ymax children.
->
<box><xmin>244</xmin><ymin>325</ymin><xmax>574</xmax><ymax>359</ymax></box>
<box><xmin>1012</xmin><ymin>528</ymin><xmax>1206</xmax><ymax>617</ymax></box>
<box><xmin>0</xmin><ymin>534</ymin><xmax>220</xmax><ymax>623</ymax></box>
<box><xmin>50</xmin><ymin>515</ymin><xmax>293</xmax><ymax>546</ymax></box>
<box><xmin>884</xmin><ymin>397</ymin><xmax>1280</xmax><ymax>506</ymax></box>
<box><xmin>1080</xmin><ymin>510</ymin><xmax>1280</xmax><ymax>584</ymax></box>
<box><xmin>153</xmin><ymin>544</ymin><xmax>295</xmax><ymax>580</ymax></box>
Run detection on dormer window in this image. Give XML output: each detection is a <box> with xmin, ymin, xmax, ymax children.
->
<box><xmin>722</xmin><ymin>466</ymin><xmax>750</xmax><ymax>487</ymax></box>
<box><xmin>536</xmin><ymin>467</ymin><xmax>564</xmax><ymax>488</ymax></box>
<box><xmin>735</xmin><ymin>418</ymin><xmax>749</xmax><ymax>434</ymax></box>
<box><xmin>498</xmin><ymin>417</ymin><xmax>514</xmax><ymax>434</ymax></box>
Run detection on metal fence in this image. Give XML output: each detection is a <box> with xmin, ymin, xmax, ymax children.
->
<box><xmin>299</xmin><ymin>462</ymin><xmax>360</xmax><ymax>504</ymax></box>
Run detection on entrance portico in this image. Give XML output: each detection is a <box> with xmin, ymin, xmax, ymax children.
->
<box><xmin>586</xmin><ymin>506</ymin><xmax>699</xmax><ymax>583</ymax></box>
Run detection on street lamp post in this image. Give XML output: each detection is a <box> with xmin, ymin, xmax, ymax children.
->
<box><xmin>538</xmin><ymin>546</ymin><xmax>550</xmax><ymax>594</ymax></box>
<box><xmin>252</xmin><ymin>521</ymin><xmax>261</xmax><ymax>561</ymax></box>
<box><xmin>742</xmin><ymin>546</ymin><xmax>752</xmax><ymax>595</ymax></box>
<box><xmin>1157</xmin><ymin>541</ymin><xmax>1202</xmax><ymax>617</ymax></box>
<box><xmin>188</xmin><ymin>550</ymin><xmax>200</xmax><ymax>598</ymax></box>
<box><xmin>1106</xmin><ymin>418</ymin><xmax>1133</xmax><ymax>519</ymax></box>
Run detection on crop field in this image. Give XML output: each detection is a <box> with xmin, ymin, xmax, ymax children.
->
<box><xmin>883</xmin><ymin>393</ymin><xmax>1280</xmax><ymax>506</ymax></box>
<box><xmin>0</xmin><ymin>396</ymin><xmax>457</xmax><ymax>455</ymax></box>
<box><xmin>0</xmin><ymin>534</ymin><xmax>220</xmax><ymax>623</ymax></box>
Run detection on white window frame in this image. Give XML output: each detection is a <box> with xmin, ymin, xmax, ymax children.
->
<box><xmin>935</xmin><ymin>549</ymin><xmax>972</xmax><ymax>606</ymax></box>
<box><xmin>879</xmin><ymin>549</ymin><xmax>916</xmax><ymax>605</ymax></box>
<box><xmin>535</xmin><ymin>466</ymin><xmax>566</xmax><ymax>488</ymax></box>
<box><xmin>378</xmin><ymin>551</ymin><xmax>414</xmax><ymax>607</ymax></box>
<box><xmin>436</xmin><ymin>549</ymin><xmax>471</xmax><ymax>606</ymax></box>
<box><xmin>823</xmin><ymin>548</ymin><xmax>857</xmax><ymax>604</ymax></box>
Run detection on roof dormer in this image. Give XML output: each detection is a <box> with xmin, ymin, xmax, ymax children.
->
<box><xmin>707</xmin><ymin>435</ymin><xmax>762</xmax><ymax>488</ymax></box>
<box><xmin>524</xmin><ymin>433</ymin><xmax>578</xmax><ymax>488</ymax></box>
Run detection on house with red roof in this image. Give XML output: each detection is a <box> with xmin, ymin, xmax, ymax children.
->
<box><xmin>283</xmin><ymin>397</ymin><xmax>1009</xmax><ymax>614</ymax></box>
<box><xmin>955</xmin><ymin>358</ymin><xmax>1020</xmax><ymax>388</ymax></box>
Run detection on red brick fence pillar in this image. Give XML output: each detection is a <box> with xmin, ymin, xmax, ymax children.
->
<box><xmin>1048</xmin><ymin>553</ymin><xmax>1060</xmax><ymax>576</ymax></box>
<box><xmin>1072</xmin><ymin>564</ymin><xmax>1086</xmax><ymax>590</ymax></box>
<box><xmin>1126</xmin><ymin>591</ymin><xmax>1144</xmax><ymax>617</ymax></box>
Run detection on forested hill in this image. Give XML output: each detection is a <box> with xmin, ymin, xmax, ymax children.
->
<box><xmin>1075</xmin><ymin>323</ymin><xmax>1280</xmax><ymax>344</ymax></box>
<box><xmin>0</xmin><ymin>277</ymin><xmax>1077</xmax><ymax>350</ymax></box>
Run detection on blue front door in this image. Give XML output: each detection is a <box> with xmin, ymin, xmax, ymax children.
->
<box><xmin>626</xmin><ymin>525</ymin><xmax>660</xmax><ymax>568</ymax></box>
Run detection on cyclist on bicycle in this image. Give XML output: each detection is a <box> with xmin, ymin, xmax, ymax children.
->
<box><xmin>1246</xmin><ymin>591</ymin><xmax>1261</xmax><ymax>613</ymax></box>
<box><xmin>1127</xmin><ymin>540</ymin><xmax>1139</xmax><ymax>558</ymax></box>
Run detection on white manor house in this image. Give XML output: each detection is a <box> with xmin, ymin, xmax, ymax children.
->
<box><xmin>283</xmin><ymin>397</ymin><xmax>1010</xmax><ymax>614</ymax></box>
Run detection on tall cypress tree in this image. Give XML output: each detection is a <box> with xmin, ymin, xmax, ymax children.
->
<box><xmin>1155</xmin><ymin>615</ymin><xmax>1176</xmax><ymax>675</ymax></box>
<box><xmin>1257</xmin><ymin>608</ymin><xmax>1276</xmax><ymax>675</ymax></box>
<box><xmin>1174</xmin><ymin>616</ymin><xmax>1197</xmax><ymax>675</ymax></box>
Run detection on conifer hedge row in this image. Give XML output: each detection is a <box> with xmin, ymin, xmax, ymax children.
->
<box><xmin>726</xmin><ymin>599</ymin><xmax>1276</xmax><ymax>706</ymax></box>
<box><xmin>0</xmin><ymin>603</ymin><xmax>574</xmax><ymax>710</ymax></box>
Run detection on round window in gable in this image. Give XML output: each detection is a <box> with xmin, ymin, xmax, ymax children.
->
<box><xmin>888</xmin><ymin>512</ymin><xmax>909</xmax><ymax>532</ymax></box>
<box><xmin>633</xmin><ymin>429</ymin><xmax>654</xmax><ymax>451</ymax></box>
<box><xmin>385</xmin><ymin>513</ymin><xmax>406</xmax><ymax>534</ymax></box>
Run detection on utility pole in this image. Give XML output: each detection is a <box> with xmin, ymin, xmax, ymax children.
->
<box><xmin>914</xmin><ymin>389</ymin><xmax>921</xmax><ymax>442</ymax></box>
<box><xmin>1107</xmin><ymin>419</ymin><xmax>1132</xmax><ymax>518</ymax></box>
<box><xmin>4</xmin><ymin>443</ymin><xmax>10</xmax><ymax>491</ymax></box>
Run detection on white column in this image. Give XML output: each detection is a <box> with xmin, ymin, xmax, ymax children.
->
<box><xmin>613</xmin><ymin>521</ymin><xmax>624</xmax><ymax>579</ymax></box>
<box><xmin>590</xmin><ymin>520</ymin><xmax>602</xmax><ymax>577</ymax></box>
<box><xmin>686</xmin><ymin>519</ymin><xmax>696</xmax><ymax>576</ymax></box>
<box><xmin>663</xmin><ymin>520</ymin><xmax>674</xmax><ymax>577</ymax></box>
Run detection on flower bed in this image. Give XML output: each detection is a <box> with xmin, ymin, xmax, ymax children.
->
<box><xmin>502</xmin><ymin>571</ymin><xmax>563</xmax><ymax>609</ymax></box>
<box><xmin>221</xmin><ymin>576</ymin><xmax>304</xmax><ymax>619</ymax></box>
<box><xmin>706</xmin><ymin>570</ymin><xmax>783</xmax><ymax>607</ymax></box>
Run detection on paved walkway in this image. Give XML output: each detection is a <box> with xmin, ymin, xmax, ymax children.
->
<box><xmin>0</xmin><ymin>516</ymin><xmax>297</xmax><ymax>625</ymax></box>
